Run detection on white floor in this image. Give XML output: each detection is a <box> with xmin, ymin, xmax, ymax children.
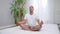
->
<box><xmin>0</xmin><ymin>24</ymin><xmax>59</xmax><ymax>34</ymax></box>
<box><xmin>0</xmin><ymin>24</ymin><xmax>16</xmax><ymax>30</ymax></box>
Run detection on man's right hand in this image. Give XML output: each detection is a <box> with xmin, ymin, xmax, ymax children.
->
<box><xmin>16</xmin><ymin>21</ymin><xmax>22</xmax><ymax>26</ymax></box>
<box><xmin>16</xmin><ymin>19</ymin><xmax>27</xmax><ymax>26</ymax></box>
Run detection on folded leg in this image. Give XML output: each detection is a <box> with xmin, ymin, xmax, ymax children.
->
<box><xmin>31</xmin><ymin>25</ymin><xmax>42</xmax><ymax>31</ymax></box>
<box><xmin>20</xmin><ymin>24</ymin><xmax>31</xmax><ymax>31</ymax></box>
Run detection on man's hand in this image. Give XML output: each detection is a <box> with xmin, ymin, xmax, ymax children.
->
<box><xmin>16</xmin><ymin>19</ymin><xmax>27</xmax><ymax>26</ymax></box>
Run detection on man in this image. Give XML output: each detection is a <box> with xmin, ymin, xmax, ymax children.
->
<box><xmin>18</xmin><ymin>5</ymin><xmax>43</xmax><ymax>31</ymax></box>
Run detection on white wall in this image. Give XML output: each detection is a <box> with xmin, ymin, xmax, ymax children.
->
<box><xmin>0</xmin><ymin>0</ymin><xmax>14</xmax><ymax>26</ymax></box>
<box><xmin>47</xmin><ymin>0</ymin><xmax>54</xmax><ymax>23</ymax></box>
<box><xmin>38</xmin><ymin>0</ymin><xmax>55</xmax><ymax>24</ymax></box>
<box><xmin>54</xmin><ymin>0</ymin><xmax>60</xmax><ymax>24</ymax></box>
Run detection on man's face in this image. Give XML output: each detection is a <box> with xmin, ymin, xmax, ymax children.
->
<box><xmin>29</xmin><ymin>6</ymin><xmax>34</xmax><ymax>13</ymax></box>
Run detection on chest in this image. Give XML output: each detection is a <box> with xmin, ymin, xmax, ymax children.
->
<box><xmin>27</xmin><ymin>15</ymin><xmax>36</xmax><ymax>20</ymax></box>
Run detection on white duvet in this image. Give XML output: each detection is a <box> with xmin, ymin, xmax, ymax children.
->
<box><xmin>0</xmin><ymin>24</ymin><xmax>59</xmax><ymax>34</ymax></box>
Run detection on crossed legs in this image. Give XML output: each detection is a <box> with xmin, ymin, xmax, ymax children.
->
<box><xmin>20</xmin><ymin>24</ymin><xmax>42</xmax><ymax>31</ymax></box>
<box><xmin>20</xmin><ymin>24</ymin><xmax>31</xmax><ymax>31</ymax></box>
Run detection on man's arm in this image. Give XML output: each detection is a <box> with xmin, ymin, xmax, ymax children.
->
<box><xmin>31</xmin><ymin>19</ymin><xmax>43</xmax><ymax>31</ymax></box>
<box><xmin>36</xmin><ymin>19</ymin><xmax>43</xmax><ymax>26</ymax></box>
<box><xmin>17</xmin><ymin>19</ymin><xmax>31</xmax><ymax>30</ymax></box>
<box><xmin>21</xmin><ymin>19</ymin><xmax>27</xmax><ymax>24</ymax></box>
<box><xmin>18</xmin><ymin>19</ymin><xmax>27</xmax><ymax>25</ymax></box>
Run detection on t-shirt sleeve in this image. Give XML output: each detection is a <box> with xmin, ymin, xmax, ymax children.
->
<box><xmin>36</xmin><ymin>14</ymin><xmax>39</xmax><ymax>19</ymax></box>
<box><xmin>24</xmin><ymin>14</ymin><xmax>27</xmax><ymax>19</ymax></box>
<box><xmin>36</xmin><ymin>14</ymin><xmax>42</xmax><ymax>22</ymax></box>
<box><xmin>36</xmin><ymin>14</ymin><xmax>42</xmax><ymax>20</ymax></box>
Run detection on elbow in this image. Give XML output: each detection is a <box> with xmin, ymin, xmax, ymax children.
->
<box><xmin>39</xmin><ymin>20</ymin><xmax>43</xmax><ymax>26</ymax></box>
<box><xmin>41</xmin><ymin>20</ymin><xmax>43</xmax><ymax>25</ymax></box>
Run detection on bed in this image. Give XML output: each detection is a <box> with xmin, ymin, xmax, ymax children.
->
<box><xmin>0</xmin><ymin>24</ymin><xmax>59</xmax><ymax>34</ymax></box>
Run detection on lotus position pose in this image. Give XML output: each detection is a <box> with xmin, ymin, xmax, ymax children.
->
<box><xmin>17</xmin><ymin>5</ymin><xmax>43</xmax><ymax>31</ymax></box>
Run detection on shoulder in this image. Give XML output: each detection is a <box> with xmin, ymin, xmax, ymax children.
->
<box><xmin>25</xmin><ymin>13</ymin><xmax>29</xmax><ymax>16</ymax></box>
<box><xmin>34</xmin><ymin>13</ymin><xmax>39</xmax><ymax>17</ymax></box>
<box><xmin>24</xmin><ymin>13</ymin><xmax>29</xmax><ymax>17</ymax></box>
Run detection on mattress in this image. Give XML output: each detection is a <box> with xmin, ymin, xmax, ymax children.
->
<box><xmin>0</xmin><ymin>24</ymin><xmax>59</xmax><ymax>34</ymax></box>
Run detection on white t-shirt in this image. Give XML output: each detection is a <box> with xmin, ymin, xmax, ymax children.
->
<box><xmin>24</xmin><ymin>13</ymin><xmax>40</xmax><ymax>27</ymax></box>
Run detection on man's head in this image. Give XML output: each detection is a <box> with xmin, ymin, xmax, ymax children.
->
<box><xmin>29</xmin><ymin>5</ymin><xmax>34</xmax><ymax>14</ymax></box>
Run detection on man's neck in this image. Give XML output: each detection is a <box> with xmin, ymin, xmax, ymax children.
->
<box><xmin>30</xmin><ymin>12</ymin><xmax>33</xmax><ymax>15</ymax></box>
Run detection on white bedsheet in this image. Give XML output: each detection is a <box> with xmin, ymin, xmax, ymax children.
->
<box><xmin>0</xmin><ymin>24</ymin><xmax>59</xmax><ymax>34</ymax></box>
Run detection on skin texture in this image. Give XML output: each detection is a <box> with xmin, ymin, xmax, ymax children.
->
<box><xmin>17</xmin><ymin>6</ymin><xmax>43</xmax><ymax>31</ymax></box>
